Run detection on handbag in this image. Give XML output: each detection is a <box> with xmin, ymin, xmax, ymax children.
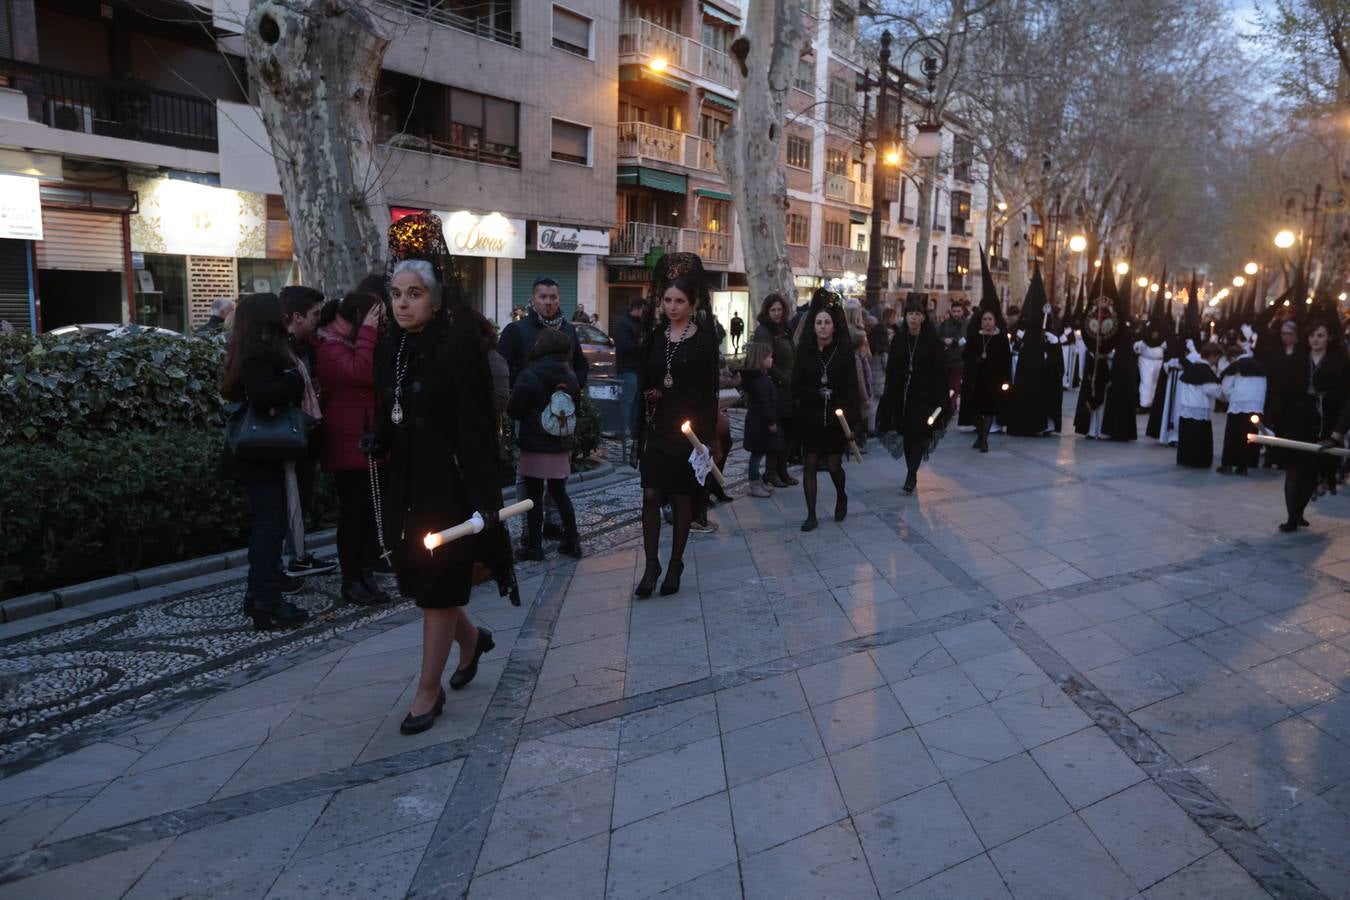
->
<box><xmin>224</xmin><ymin>401</ymin><xmax>314</xmax><ymax>462</ymax></box>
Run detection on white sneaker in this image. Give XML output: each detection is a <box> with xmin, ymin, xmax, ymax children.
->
<box><xmin>748</xmin><ymin>481</ymin><xmax>772</xmax><ymax>498</ymax></box>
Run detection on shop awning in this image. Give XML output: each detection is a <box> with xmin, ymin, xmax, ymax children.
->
<box><xmin>849</xmin><ymin>211</ymin><xmax>868</xmax><ymax>224</ymax></box>
<box><xmin>617</xmin><ymin>165</ymin><xmax>689</xmax><ymax>195</ymax></box>
<box><xmin>704</xmin><ymin>91</ymin><xmax>737</xmax><ymax>110</ymax></box>
<box><xmin>619</xmin><ymin>65</ymin><xmax>691</xmax><ymax>92</ymax></box>
<box><xmin>702</xmin><ymin>2</ymin><xmax>740</xmax><ymax>26</ymax></box>
<box><xmin>695</xmin><ymin>187</ymin><xmax>733</xmax><ymax>201</ymax></box>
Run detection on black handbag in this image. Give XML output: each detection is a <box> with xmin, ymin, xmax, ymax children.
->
<box><xmin>224</xmin><ymin>401</ymin><xmax>314</xmax><ymax>462</ymax></box>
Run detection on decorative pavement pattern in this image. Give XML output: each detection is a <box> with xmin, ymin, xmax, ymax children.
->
<box><xmin>1</xmin><ymin>397</ymin><xmax>1349</xmax><ymax>899</ymax></box>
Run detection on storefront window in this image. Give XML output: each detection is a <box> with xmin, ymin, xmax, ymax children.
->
<box><xmin>450</xmin><ymin>256</ymin><xmax>486</xmax><ymax>312</ymax></box>
<box><xmin>137</xmin><ymin>254</ymin><xmax>187</xmax><ymax>331</ymax></box>
<box><xmin>238</xmin><ymin>258</ymin><xmax>297</xmax><ymax>296</ymax></box>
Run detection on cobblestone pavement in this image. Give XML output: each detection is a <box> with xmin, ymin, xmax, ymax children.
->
<box><xmin>2</xmin><ymin>396</ymin><xmax>1350</xmax><ymax>899</ymax></box>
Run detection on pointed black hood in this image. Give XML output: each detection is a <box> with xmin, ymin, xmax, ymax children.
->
<box><xmin>1181</xmin><ymin>271</ymin><xmax>1202</xmax><ymax>345</ymax></box>
<box><xmin>1022</xmin><ymin>263</ymin><xmax>1047</xmax><ymax>339</ymax></box>
<box><xmin>978</xmin><ymin>244</ymin><xmax>1001</xmax><ymax>318</ymax></box>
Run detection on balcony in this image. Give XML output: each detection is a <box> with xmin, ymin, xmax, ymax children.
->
<box><xmin>0</xmin><ymin>57</ymin><xmax>217</xmax><ymax>152</ymax></box>
<box><xmin>948</xmin><ymin>275</ymin><xmax>970</xmax><ymax>291</ymax></box>
<box><xmin>681</xmin><ymin>228</ymin><xmax>732</xmax><ymax>265</ymax></box>
<box><xmin>616</xmin><ymin>122</ymin><xmax>720</xmax><ymax>174</ymax></box>
<box><xmin>820</xmin><ymin>246</ymin><xmax>868</xmax><ymax>273</ymax></box>
<box><xmin>829</xmin><ymin>26</ymin><xmax>862</xmax><ymax>63</ymax></box>
<box><xmin>823</xmin><ymin>173</ymin><xmax>870</xmax><ymax>207</ymax></box>
<box><xmin>620</xmin><ymin>19</ymin><xmax>737</xmax><ymax>91</ymax></box>
<box><xmin>383</xmin><ymin>131</ymin><xmax>520</xmax><ymax>168</ymax></box>
<box><xmin>375</xmin><ymin>0</ymin><xmax>520</xmax><ymax>48</ymax></box>
<box><xmin>610</xmin><ymin>221</ymin><xmax>681</xmax><ymax>258</ymax></box>
<box><xmin>949</xmin><ymin>221</ymin><xmax>971</xmax><ymax>237</ymax></box>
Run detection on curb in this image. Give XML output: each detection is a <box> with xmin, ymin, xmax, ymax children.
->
<box><xmin>0</xmin><ymin>461</ymin><xmax>620</xmax><ymax>625</ymax></box>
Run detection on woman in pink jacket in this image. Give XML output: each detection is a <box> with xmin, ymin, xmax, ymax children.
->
<box><xmin>315</xmin><ymin>289</ymin><xmax>389</xmax><ymax>605</ymax></box>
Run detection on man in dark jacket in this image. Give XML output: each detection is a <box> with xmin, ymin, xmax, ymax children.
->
<box><xmin>936</xmin><ymin>298</ymin><xmax>969</xmax><ymax>405</ymax></box>
<box><xmin>613</xmin><ymin>295</ymin><xmax>646</xmax><ymax>466</ymax></box>
<box><xmin>278</xmin><ymin>285</ymin><xmax>335</xmax><ymax>579</ymax></box>
<box><xmin>499</xmin><ymin>277</ymin><xmax>590</xmax><ymax>388</ymax></box>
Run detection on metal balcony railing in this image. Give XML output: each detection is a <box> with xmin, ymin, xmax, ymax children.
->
<box><xmin>375</xmin><ymin>0</ymin><xmax>521</xmax><ymax>48</ymax></box>
<box><xmin>611</xmin><ymin>221</ymin><xmax>681</xmax><ymax>257</ymax></box>
<box><xmin>617</xmin><ymin>121</ymin><xmax>685</xmax><ymax>165</ymax></box>
<box><xmin>820</xmin><ymin>246</ymin><xmax>868</xmax><ymax>272</ymax></box>
<box><xmin>681</xmin><ymin>228</ymin><xmax>732</xmax><ymax>264</ymax></box>
<box><xmin>0</xmin><ymin>57</ymin><xmax>217</xmax><ymax>152</ymax></box>
<box><xmin>382</xmin><ymin>130</ymin><xmax>521</xmax><ymax>168</ymax></box>
<box><xmin>829</xmin><ymin>27</ymin><xmax>860</xmax><ymax>63</ymax></box>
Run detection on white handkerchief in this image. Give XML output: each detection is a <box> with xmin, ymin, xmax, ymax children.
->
<box><xmin>689</xmin><ymin>446</ymin><xmax>713</xmax><ymax>486</ymax></box>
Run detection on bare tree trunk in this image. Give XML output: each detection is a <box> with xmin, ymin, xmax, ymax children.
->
<box><xmin>716</xmin><ymin>0</ymin><xmax>804</xmax><ymax>305</ymax></box>
<box><xmin>913</xmin><ymin>160</ymin><xmax>938</xmax><ymax>291</ymax></box>
<box><xmin>244</xmin><ymin>0</ymin><xmax>390</xmax><ymax>296</ymax></box>
<box><xmin>1008</xmin><ymin>208</ymin><xmax>1029</xmax><ymax>308</ymax></box>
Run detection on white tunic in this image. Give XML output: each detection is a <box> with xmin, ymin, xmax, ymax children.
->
<box><xmin>1134</xmin><ymin>341</ymin><xmax>1166</xmax><ymax>408</ymax></box>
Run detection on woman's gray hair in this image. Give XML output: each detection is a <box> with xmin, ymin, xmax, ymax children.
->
<box><xmin>391</xmin><ymin>259</ymin><xmax>441</xmax><ymax>300</ymax></box>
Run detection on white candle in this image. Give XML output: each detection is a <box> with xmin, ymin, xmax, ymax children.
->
<box><xmin>1247</xmin><ymin>433</ymin><xmax>1350</xmax><ymax>458</ymax></box>
<box><xmin>681</xmin><ymin>421</ymin><xmax>727</xmax><ymax>486</ymax></box>
<box><xmin>835</xmin><ymin>408</ymin><xmax>863</xmax><ymax>463</ymax></box>
<box><xmin>424</xmin><ymin>499</ymin><xmax>534</xmax><ymax>550</ymax></box>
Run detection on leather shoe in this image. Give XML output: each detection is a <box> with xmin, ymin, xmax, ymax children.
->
<box><xmin>449</xmin><ymin>627</ymin><xmax>495</xmax><ymax>690</ymax></box>
<box><xmin>400</xmin><ymin>687</ymin><xmax>446</xmax><ymax>735</ymax></box>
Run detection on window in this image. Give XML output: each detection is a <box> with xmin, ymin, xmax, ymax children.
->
<box><xmin>950</xmin><ymin>190</ymin><xmax>972</xmax><ymax>236</ymax></box>
<box><xmin>881</xmin><ymin>172</ymin><xmax>899</xmax><ymax>203</ymax></box>
<box><xmin>787</xmin><ymin>134</ymin><xmax>812</xmax><ymax>169</ymax></box>
<box><xmin>377</xmin><ymin>73</ymin><xmax>520</xmax><ymax>168</ymax></box>
<box><xmin>702</xmin><ymin>21</ymin><xmax>732</xmax><ymax>54</ymax></box>
<box><xmin>700</xmin><ymin>113</ymin><xmax>729</xmax><ymax>142</ymax></box>
<box><xmin>825</xmin><ymin>148</ymin><xmax>848</xmax><ymax>176</ymax></box>
<box><xmin>786</xmin><ymin>212</ymin><xmax>809</xmax><ymax>245</ymax></box>
<box><xmin>948</xmin><ymin>247</ymin><xmax>971</xmax><ymax>288</ymax></box>
<box><xmin>552</xmin><ymin>119</ymin><xmax>591</xmax><ymax>165</ymax></box>
<box><xmin>552</xmin><ymin>6</ymin><xmax>592</xmax><ymax>57</ymax></box>
<box><xmin>794</xmin><ymin>56</ymin><xmax>814</xmax><ymax>93</ymax></box>
<box><xmin>952</xmin><ymin>136</ymin><xmax>974</xmax><ymax>182</ymax></box>
<box><xmin>699</xmin><ymin>198</ymin><xmax>729</xmax><ymax>232</ymax></box>
<box><xmin>823</xmin><ymin>220</ymin><xmax>847</xmax><ymax>247</ymax></box>
<box><xmin>882</xmin><ymin>236</ymin><xmax>901</xmax><ymax>270</ymax></box>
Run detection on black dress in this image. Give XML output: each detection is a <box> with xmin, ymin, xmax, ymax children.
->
<box><xmin>1280</xmin><ymin>351</ymin><xmax>1350</xmax><ymax>485</ymax></box>
<box><xmin>794</xmin><ymin>338</ymin><xmax>862</xmax><ymax>455</ymax></box>
<box><xmin>876</xmin><ymin>326</ymin><xmax>948</xmax><ymax>452</ymax></box>
<box><xmin>638</xmin><ymin>323</ymin><xmax>719</xmax><ymax>495</ymax></box>
<box><xmin>373</xmin><ymin>317</ymin><xmax>505</xmax><ymax>608</ymax></box>
<box><xmin>962</xmin><ymin>329</ymin><xmax>1013</xmax><ymax>416</ymax></box>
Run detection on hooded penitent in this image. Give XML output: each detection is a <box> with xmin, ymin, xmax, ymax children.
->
<box><xmin>1005</xmin><ymin>264</ymin><xmax>1061</xmax><ymax>436</ymax></box>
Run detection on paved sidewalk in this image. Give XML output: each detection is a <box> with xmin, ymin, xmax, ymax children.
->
<box><xmin>2</xmin><ymin>408</ymin><xmax>1349</xmax><ymax>899</ymax></box>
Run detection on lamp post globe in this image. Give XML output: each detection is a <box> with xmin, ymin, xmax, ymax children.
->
<box><xmin>1136</xmin><ymin>276</ymin><xmax>1149</xmax><ymax>288</ymax></box>
<box><xmin>1274</xmin><ymin>230</ymin><xmax>1296</xmax><ymax>249</ymax></box>
<box><xmin>1233</xmin><ymin>276</ymin><xmax>1245</xmax><ymax>288</ymax></box>
<box><xmin>1068</xmin><ymin>234</ymin><xmax>1087</xmax><ymax>253</ymax></box>
<box><xmin>1243</xmin><ymin>261</ymin><xmax>1258</xmax><ymax>276</ymax></box>
<box><xmin>1115</xmin><ymin>261</ymin><xmax>1129</xmax><ymax>276</ymax></box>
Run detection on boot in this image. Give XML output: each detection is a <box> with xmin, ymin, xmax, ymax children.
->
<box><xmin>777</xmin><ymin>462</ymin><xmax>799</xmax><ymax>486</ymax></box>
<box><xmin>249</xmin><ymin>599</ymin><xmax>309</xmax><ymax>631</ymax></box>
<box><xmin>360</xmin><ymin>570</ymin><xmax>392</xmax><ymax>603</ymax></box>
<box><xmin>341</xmin><ymin>576</ymin><xmax>379</xmax><ymax>606</ymax></box>
<box><xmin>903</xmin><ymin>472</ymin><xmax>917</xmax><ymax>494</ymax></box>
<box><xmin>748</xmin><ymin>480</ymin><xmax>772</xmax><ymax>498</ymax></box>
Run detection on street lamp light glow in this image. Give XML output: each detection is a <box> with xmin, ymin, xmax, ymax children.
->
<box><xmin>1243</xmin><ymin>261</ymin><xmax>1259</xmax><ymax>276</ymax></box>
<box><xmin>1274</xmin><ymin>229</ymin><xmax>1296</xmax><ymax>249</ymax></box>
<box><xmin>1094</xmin><ymin>259</ymin><xmax>1102</xmax><ymax>268</ymax></box>
<box><xmin>1340</xmin><ymin>292</ymin><xmax>1348</xmax><ymax>302</ymax></box>
<box><xmin>648</xmin><ymin>56</ymin><xmax>669</xmax><ymax>72</ymax></box>
<box><xmin>1136</xmin><ymin>276</ymin><xmax>1149</xmax><ymax>288</ymax></box>
<box><xmin>1150</xmin><ymin>283</ymin><xmax>1160</xmax><ymax>293</ymax></box>
<box><xmin>884</xmin><ymin>147</ymin><xmax>901</xmax><ymax>166</ymax></box>
<box><xmin>1068</xmin><ymin>234</ymin><xmax>1087</xmax><ymax>253</ymax></box>
<box><xmin>1115</xmin><ymin>261</ymin><xmax>1129</xmax><ymax>276</ymax></box>
<box><xmin>1165</xmin><ymin>291</ymin><xmax>1173</xmax><ymax>299</ymax></box>
<box><xmin>996</xmin><ymin>200</ymin><xmax>1008</xmax><ymax>212</ymax></box>
<box><xmin>1233</xmin><ymin>276</ymin><xmax>1245</xmax><ymax>288</ymax></box>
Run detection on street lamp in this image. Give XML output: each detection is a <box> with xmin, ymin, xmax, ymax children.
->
<box><xmin>1243</xmin><ymin>261</ymin><xmax>1259</xmax><ymax>276</ymax></box>
<box><xmin>1232</xmin><ymin>276</ymin><xmax>1245</xmax><ymax>288</ymax></box>
<box><xmin>1068</xmin><ymin>234</ymin><xmax>1087</xmax><ymax>253</ymax></box>
<box><xmin>1136</xmin><ymin>276</ymin><xmax>1148</xmax><ymax>288</ymax></box>
<box><xmin>1274</xmin><ymin>229</ymin><xmax>1296</xmax><ymax>249</ymax></box>
<box><xmin>1150</xmin><ymin>283</ymin><xmax>1160</xmax><ymax>292</ymax></box>
<box><xmin>648</xmin><ymin>56</ymin><xmax>669</xmax><ymax>72</ymax></box>
<box><xmin>883</xmin><ymin>146</ymin><xmax>901</xmax><ymax>166</ymax></box>
<box><xmin>996</xmin><ymin>200</ymin><xmax>1008</xmax><ymax>212</ymax></box>
<box><xmin>1115</xmin><ymin>261</ymin><xmax>1129</xmax><ymax>276</ymax></box>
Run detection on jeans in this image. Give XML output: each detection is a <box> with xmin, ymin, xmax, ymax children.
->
<box><xmin>243</xmin><ymin>477</ymin><xmax>287</xmax><ymax>607</ymax></box>
<box><xmin>749</xmin><ymin>452</ymin><xmax>764</xmax><ymax>481</ymax></box>
<box><xmin>283</xmin><ymin>456</ymin><xmax>317</xmax><ymax>559</ymax></box>
<box><xmin>620</xmin><ymin>371</ymin><xmax>640</xmax><ymax>441</ymax></box>
<box><xmin>333</xmin><ymin>469</ymin><xmax>377</xmax><ymax>580</ymax></box>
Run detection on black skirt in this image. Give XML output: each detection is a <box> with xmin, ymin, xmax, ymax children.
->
<box><xmin>1221</xmin><ymin>413</ymin><xmax>1259</xmax><ymax>468</ymax></box>
<box><xmin>395</xmin><ymin>507</ymin><xmax>475</xmax><ymax>608</ymax></box>
<box><xmin>797</xmin><ymin>416</ymin><xmax>850</xmax><ymax>456</ymax></box>
<box><xmin>1176</xmin><ymin>417</ymin><xmax>1213</xmax><ymax>468</ymax></box>
<box><xmin>640</xmin><ymin>434</ymin><xmax>703</xmax><ymax>496</ymax></box>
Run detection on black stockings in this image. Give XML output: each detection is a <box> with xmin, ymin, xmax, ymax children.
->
<box><xmin>903</xmin><ymin>435</ymin><xmax>926</xmax><ymax>480</ymax></box>
<box><xmin>642</xmin><ymin>488</ymin><xmax>692</xmax><ymax>564</ymax></box>
<box><xmin>975</xmin><ymin>415</ymin><xmax>993</xmax><ymax>448</ymax></box>
<box><xmin>525</xmin><ymin>477</ymin><xmax>577</xmax><ymax>546</ymax></box>
<box><xmin>802</xmin><ymin>452</ymin><xmax>845</xmax><ymax>518</ymax></box>
<box><xmin>1284</xmin><ymin>465</ymin><xmax>1317</xmax><ymax>525</ymax></box>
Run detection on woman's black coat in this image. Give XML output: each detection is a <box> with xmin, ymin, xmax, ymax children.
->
<box><xmin>876</xmin><ymin>327</ymin><xmax>948</xmax><ymax>436</ymax></box>
<box><xmin>962</xmin><ymin>329</ymin><xmax>1013</xmax><ymax>415</ymax></box>
<box><xmin>507</xmin><ymin>355</ymin><xmax>580</xmax><ymax>454</ymax></box>
<box><xmin>741</xmin><ymin>368</ymin><xmax>783</xmax><ymax>454</ymax></box>
<box><xmin>217</xmin><ymin>338</ymin><xmax>303</xmax><ymax>484</ymax></box>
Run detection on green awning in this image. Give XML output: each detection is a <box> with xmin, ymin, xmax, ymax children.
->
<box><xmin>617</xmin><ymin>165</ymin><xmax>688</xmax><ymax>195</ymax></box>
<box><xmin>696</xmin><ymin>188</ymin><xmax>733</xmax><ymax>201</ymax></box>
<box><xmin>704</xmin><ymin>91</ymin><xmax>737</xmax><ymax>110</ymax></box>
<box><xmin>849</xmin><ymin>211</ymin><xmax>868</xmax><ymax>224</ymax></box>
<box><xmin>619</xmin><ymin>65</ymin><xmax>691</xmax><ymax>92</ymax></box>
<box><xmin>702</xmin><ymin>2</ymin><xmax>740</xmax><ymax>26</ymax></box>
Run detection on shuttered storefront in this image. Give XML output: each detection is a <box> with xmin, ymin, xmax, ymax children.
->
<box><xmin>0</xmin><ymin>239</ymin><xmax>31</xmax><ymax>333</ymax></box>
<box><xmin>511</xmin><ymin>251</ymin><xmax>579</xmax><ymax>319</ymax></box>
<box><xmin>34</xmin><ymin>209</ymin><xmax>126</xmax><ymax>272</ymax></box>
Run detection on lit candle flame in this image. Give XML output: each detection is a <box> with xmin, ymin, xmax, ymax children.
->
<box><xmin>1250</xmin><ymin>414</ymin><xmax>1260</xmax><ymax>425</ymax></box>
<box><xmin>1001</xmin><ymin>383</ymin><xmax>1010</xmax><ymax>391</ymax></box>
<box><xmin>424</xmin><ymin>533</ymin><xmax>441</xmax><ymax>550</ymax></box>
<box><xmin>680</xmin><ymin>420</ymin><xmax>693</xmax><ymax>435</ymax></box>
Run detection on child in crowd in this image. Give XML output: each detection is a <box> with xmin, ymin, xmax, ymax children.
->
<box><xmin>740</xmin><ymin>341</ymin><xmax>782</xmax><ymax>498</ymax></box>
<box><xmin>1218</xmin><ymin>339</ymin><xmax>1267</xmax><ymax>476</ymax></box>
<box><xmin>1175</xmin><ymin>341</ymin><xmax>1224</xmax><ymax>468</ymax></box>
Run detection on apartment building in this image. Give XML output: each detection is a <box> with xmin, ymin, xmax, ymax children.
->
<box><xmin>0</xmin><ymin>0</ymin><xmax>618</xmax><ymax>332</ymax></box>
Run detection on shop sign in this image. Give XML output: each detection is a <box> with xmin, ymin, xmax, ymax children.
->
<box><xmin>0</xmin><ymin>174</ymin><xmax>44</xmax><ymax>240</ymax></box>
<box><xmin>128</xmin><ymin>175</ymin><xmax>267</xmax><ymax>258</ymax></box>
<box><xmin>535</xmin><ymin>224</ymin><xmax>609</xmax><ymax>255</ymax></box>
<box><xmin>434</xmin><ymin>210</ymin><xmax>526</xmax><ymax>259</ymax></box>
<box><xmin>608</xmin><ymin>266</ymin><xmax>652</xmax><ymax>284</ymax></box>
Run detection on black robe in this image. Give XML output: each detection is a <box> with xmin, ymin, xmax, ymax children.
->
<box><xmin>1005</xmin><ymin>326</ymin><xmax>1062</xmax><ymax>436</ymax></box>
<box><xmin>962</xmin><ymin>330</ymin><xmax>1013</xmax><ymax>416</ymax></box>
<box><xmin>877</xmin><ymin>327</ymin><xmax>949</xmax><ymax>440</ymax></box>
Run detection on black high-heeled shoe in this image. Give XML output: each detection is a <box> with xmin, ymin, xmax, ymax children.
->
<box><xmin>635</xmin><ymin>561</ymin><xmax>662</xmax><ymax>598</ymax></box>
<box><xmin>400</xmin><ymin>687</ymin><xmax>446</xmax><ymax>735</ymax></box>
<box><xmin>801</xmin><ymin>515</ymin><xmax>818</xmax><ymax>532</ymax></box>
<box><xmin>249</xmin><ymin>600</ymin><xmax>309</xmax><ymax>631</ymax></box>
<box><xmin>1278</xmin><ymin>520</ymin><xmax>1299</xmax><ymax>533</ymax></box>
<box><xmin>903</xmin><ymin>474</ymin><xmax>917</xmax><ymax>494</ymax></box>
<box><xmin>659</xmin><ymin>560</ymin><xmax>684</xmax><ymax>596</ymax></box>
<box><xmin>835</xmin><ymin>494</ymin><xmax>848</xmax><ymax>522</ymax></box>
<box><xmin>449</xmin><ymin>627</ymin><xmax>494</xmax><ymax>690</ymax></box>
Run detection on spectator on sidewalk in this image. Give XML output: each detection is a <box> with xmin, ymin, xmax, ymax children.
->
<box><xmin>741</xmin><ymin>341</ymin><xmax>782</xmax><ymax>497</ymax></box>
<box><xmin>752</xmin><ymin>293</ymin><xmax>798</xmax><ymax>488</ymax></box>
<box><xmin>195</xmin><ymin>297</ymin><xmax>235</xmax><ymax>337</ymax></box>
<box><xmin>218</xmin><ymin>293</ymin><xmax>311</xmax><ymax>631</ymax></box>
<box><xmin>614</xmin><ymin>295</ymin><xmax>647</xmax><ymax>467</ymax></box>
<box><xmin>507</xmin><ymin>329</ymin><xmax>583</xmax><ymax>560</ymax></box>
<box><xmin>314</xmin><ymin>289</ymin><xmax>389</xmax><ymax>606</ymax></box>
<box><xmin>278</xmin><ymin>285</ymin><xmax>336</xmax><ymax>578</ymax></box>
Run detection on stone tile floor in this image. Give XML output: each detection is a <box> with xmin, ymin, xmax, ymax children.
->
<box><xmin>2</xmin><ymin>399</ymin><xmax>1350</xmax><ymax>898</ymax></box>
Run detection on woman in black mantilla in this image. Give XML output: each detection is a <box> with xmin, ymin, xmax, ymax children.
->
<box><xmin>635</xmin><ymin>253</ymin><xmax>720</xmax><ymax>597</ymax></box>
<box><xmin>365</xmin><ymin>216</ymin><xmax>505</xmax><ymax>736</ymax></box>
<box><xmin>876</xmin><ymin>295</ymin><xmax>949</xmax><ymax>494</ymax></box>
<box><xmin>1278</xmin><ymin>318</ymin><xmax>1350</xmax><ymax>531</ymax></box>
<box><xmin>963</xmin><ymin>305</ymin><xmax>1012</xmax><ymax>452</ymax></box>
<box><xmin>792</xmin><ymin>289</ymin><xmax>861</xmax><ymax>531</ymax></box>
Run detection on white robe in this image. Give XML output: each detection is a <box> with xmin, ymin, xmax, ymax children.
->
<box><xmin>1135</xmin><ymin>341</ymin><xmax>1165</xmax><ymax>409</ymax></box>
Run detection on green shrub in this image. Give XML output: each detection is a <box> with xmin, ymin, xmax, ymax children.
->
<box><xmin>572</xmin><ymin>391</ymin><xmax>601</xmax><ymax>464</ymax></box>
<box><xmin>0</xmin><ymin>427</ymin><xmax>249</xmax><ymax>596</ymax></box>
<box><xmin>0</xmin><ymin>332</ymin><xmax>225</xmax><ymax>445</ymax></box>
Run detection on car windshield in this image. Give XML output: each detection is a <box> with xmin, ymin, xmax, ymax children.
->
<box><xmin>575</xmin><ymin>324</ymin><xmax>611</xmax><ymax>345</ymax></box>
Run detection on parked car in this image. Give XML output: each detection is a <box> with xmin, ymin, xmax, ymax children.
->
<box><xmin>574</xmin><ymin>322</ymin><xmax>615</xmax><ymax>378</ymax></box>
<box><xmin>47</xmin><ymin>323</ymin><xmax>186</xmax><ymax>340</ymax></box>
